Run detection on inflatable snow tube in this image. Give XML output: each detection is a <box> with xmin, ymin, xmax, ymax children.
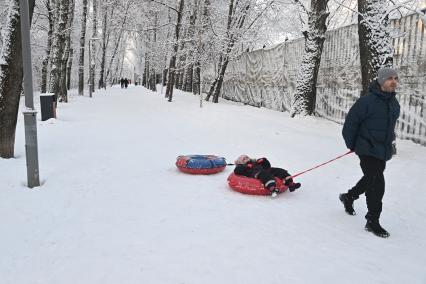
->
<box><xmin>176</xmin><ymin>155</ymin><xmax>227</xmax><ymax>175</ymax></box>
<box><xmin>227</xmin><ymin>173</ymin><xmax>289</xmax><ymax>195</ymax></box>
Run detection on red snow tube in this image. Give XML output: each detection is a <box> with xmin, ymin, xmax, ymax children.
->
<box><xmin>227</xmin><ymin>173</ymin><xmax>289</xmax><ymax>195</ymax></box>
<box><xmin>176</xmin><ymin>155</ymin><xmax>227</xmax><ymax>175</ymax></box>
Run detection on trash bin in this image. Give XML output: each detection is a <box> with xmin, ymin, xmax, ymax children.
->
<box><xmin>40</xmin><ymin>94</ymin><xmax>56</xmax><ymax>121</ymax></box>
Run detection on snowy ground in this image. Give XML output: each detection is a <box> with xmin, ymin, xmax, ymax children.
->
<box><xmin>1</xmin><ymin>85</ymin><xmax>426</xmax><ymax>284</ymax></box>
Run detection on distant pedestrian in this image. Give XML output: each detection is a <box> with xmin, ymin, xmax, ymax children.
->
<box><xmin>120</xmin><ymin>78</ymin><xmax>125</xmax><ymax>88</ymax></box>
<box><xmin>124</xmin><ymin>78</ymin><xmax>129</xmax><ymax>89</ymax></box>
<box><xmin>340</xmin><ymin>67</ymin><xmax>400</xmax><ymax>238</ymax></box>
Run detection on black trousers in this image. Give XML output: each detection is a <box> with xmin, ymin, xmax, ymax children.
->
<box><xmin>257</xmin><ymin>167</ymin><xmax>290</xmax><ymax>188</ymax></box>
<box><xmin>348</xmin><ymin>155</ymin><xmax>386</xmax><ymax>220</ymax></box>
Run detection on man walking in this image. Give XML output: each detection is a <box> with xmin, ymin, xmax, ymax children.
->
<box><xmin>340</xmin><ymin>67</ymin><xmax>400</xmax><ymax>238</ymax></box>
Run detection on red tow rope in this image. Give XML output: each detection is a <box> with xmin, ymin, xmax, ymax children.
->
<box><xmin>288</xmin><ymin>150</ymin><xmax>354</xmax><ymax>180</ymax></box>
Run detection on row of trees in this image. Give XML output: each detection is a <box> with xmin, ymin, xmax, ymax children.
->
<box><xmin>0</xmin><ymin>0</ymin><xmax>140</xmax><ymax>158</ymax></box>
<box><xmin>142</xmin><ymin>0</ymin><xmax>302</xmax><ymax>103</ymax></box>
<box><xmin>140</xmin><ymin>0</ymin><xmax>422</xmax><ymax>114</ymax></box>
<box><xmin>0</xmin><ymin>0</ymin><xmax>424</xmax><ymax>159</ymax></box>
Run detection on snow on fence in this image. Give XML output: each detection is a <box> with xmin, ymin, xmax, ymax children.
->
<box><xmin>202</xmin><ymin>13</ymin><xmax>426</xmax><ymax>146</ymax></box>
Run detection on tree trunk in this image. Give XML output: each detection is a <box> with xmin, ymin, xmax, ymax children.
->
<box><xmin>183</xmin><ymin>1</ymin><xmax>198</xmax><ymax>93</ymax></box>
<box><xmin>291</xmin><ymin>0</ymin><xmax>329</xmax><ymax>117</ymax></box>
<box><xmin>193</xmin><ymin>61</ymin><xmax>200</xmax><ymax>95</ymax></box>
<box><xmin>165</xmin><ymin>55</ymin><xmax>176</xmax><ymax>100</ymax></box>
<box><xmin>143</xmin><ymin>56</ymin><xmax>148</xmax><ymax>87</ymax></box>
<box><xmin>210</xmin><ymin>0</ymin><xmax>249</xmax><ymax>103</ymax></box>
<box><xmin>149</xmin><ymin>70</ymin><xmax>156</xmax><ymax>91</ymax></box>
<box><xmin>204</xmin><ymin>77</ymin><xmax>217</xmax><ymax>101</ymax></box>
<box><xmin>118</xmin><ymin>39</ymin><xmax>126</xmax><ymax>79</ymax></box>
<box><xmin>150</xmin><ymin>11</ymin><xmax>157</xmax><ymax>92</ymax></box>
<box><xmin>90</xmin><ymin>0</ymin><xmax>98</xmax><ymax>94</ymax></box>
<box><xmin>162</xmin><ymin>67</ymin><xmax>168</xmax><ymax>86</ymax></box>
<box><xmin>106</xmin><ymin>26</ymin><xmax>126</xmax><ymax>84</ymax></box>
<box><xmin>49</xmin><ymin>0</ymin><xmax>69</xmax><ymax>102</ymax></box>
<box><xmin>193</xmin><ymin>0</ymin><xmax>211</xmax><ymax>96</ymax></box>
<box><xmin>212</xmin><ymin>59</ymin><xmax>229</xmax><ymax>103</ymax></box>
<box><xmin>205</xmin><ymin>55</ymin><xmax>224</xmax><ymax>102</ymax></box>
<box><xmin>66</xmin><ymin>48</ymin><xmax>73</xmax><ymax>90</ymax></box>
<box><xmin>176</xmin><ymin>71</ymin><xmax>184</xmax><ymax>90</ymax></box>
<box><xmin>143</xmin><ymin>30</ymin><xmax>151</xmax><ymax>89</ymax></box>
<box><xmin>98</xmin><ymin>2</ymin><xmax>108</xmax><ymax>89</ymax></box>
<box><xmin>161</xmin><ymin>9</ymin><xmax>172</xmax><ymax>89</ymax></box>
<box><xmin>59</xmin><ymin>0</ymin><xmax>75</xmax><ymax>102</ymax></box>
<box><xmin>205</xmin><ymin>0</ymin><xmax>245</xmax><ymax>102</ymax></box>
<box><xmin>78</xmin><ymin>0</ymin><xmax>88</xmax><ymax>95</ymax></box>
<box><xmin>0</xmin><ymin>0</ymin><xmax>36</xmax><ymax>158</ymax></box>
<box><xmin>40</xmin><ymin>0</ymin><xmax>54</xmax><ymax>94</ymax></box>
<box><xmin>184</xmin><ymin>65</ymin><xmax>193</xmax><ymax>92</ymax></box>
<box><xmin>165</xmin><ymin>0</ymin><xmax>185</xmax><ymax>102</ymax></box>
<box><xmin>176</xmin><ymin>24</ymin><xmax>188</xmax><ymax>91</ymax></box>
<box><xmin>358</xmin><ymin>0</ymin><xmax>393</xmax><ymax>97</ymax></box>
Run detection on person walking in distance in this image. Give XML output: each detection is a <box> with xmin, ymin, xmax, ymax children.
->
<box><xmin>340</xmin><ymin>67</ymin><xmax>400</xmax><ymax>238</ymax></box>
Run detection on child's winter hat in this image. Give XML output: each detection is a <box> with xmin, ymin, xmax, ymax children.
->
<box><xmin>377</xmin><ymin>67</ymin><xmax>398</xmax><ymax>86</ymax></box>
<box><xmin>235</xmin><ymin>155</ymin><xmax>250</xmax><ymax>165</ymax></box>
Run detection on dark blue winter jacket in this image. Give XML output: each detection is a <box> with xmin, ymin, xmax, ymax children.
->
<box><xmin>342</xmin><ymin>80</ymin><xmax>400</xmax><ymax>161</ymax></box>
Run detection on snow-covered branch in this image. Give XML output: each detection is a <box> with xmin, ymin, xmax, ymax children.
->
<box><xmin>148</xmin><ymin>0</ymin><xmax>180</xmax><ymax>14</ymax></box>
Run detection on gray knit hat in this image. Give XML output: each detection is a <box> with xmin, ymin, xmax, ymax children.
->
<box><xmin>377</xmin><ymin>67</ymin><xmax>398</xmax><ymax>86</ymax></box>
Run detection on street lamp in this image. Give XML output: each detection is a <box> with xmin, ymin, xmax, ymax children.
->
<box><xmin>19</xmin><ymin>0</ymin><xmax>40</xmax><ymax>188</ymax></box>
<box><xmin>88</xmin><ymin>37</ymin><xmax>100</xmax><ymax>98</ymax></box>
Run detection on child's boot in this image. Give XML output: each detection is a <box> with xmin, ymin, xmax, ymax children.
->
<box><xmin>288</xmin><ymin>182</ymin><xmax>301</xmax><ymax>192</ymax></box>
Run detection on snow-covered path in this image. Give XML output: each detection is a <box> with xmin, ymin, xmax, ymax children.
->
<box><xmin>1</xmin><ymin>85</ymin><xmax>426</xmax><ymax>284</ymax></box>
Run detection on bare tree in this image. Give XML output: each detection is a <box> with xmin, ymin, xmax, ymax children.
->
<box><xmin>40</xmin><ymin>0</ymin><xmax>54</xmax><ymax>94</ymax></box>
<box><xmin>98</xmin><ymin>1</ymin><xmax>109</xmax><ymax>89</ymax></box>
<box><xmin>60</xmin><ymin>0</ymin><xmax>75</xmax><ymax>102</ymax></box>
<box><xmin>78</xmin><ymin>0</ymin><xmax>88</xmax><ymax>95</ymax></box>
<box><xmin>105</xmin><ymin>0</ymin><xmax>133</xmax><ymax>85</ymax></box>
<box><xmin>49</xmin><ymin>0</ymin><xmax>70</xmax><ymax>102</ymax></box>
<box><xmin>291</xmin><ymin>0</ymin><xmax>330</xmax><ymax>117</ymax></box>
<box><xmin>144</xmin><ymin>8</ymin><xmax>159</xmax><ymax>92</ymax></box>
<box><xmin>165</xmin><ymin>0</ymin><xmax>185</xmax><ymax>102</ymax></box>
<box><xmin>90</xmin><ymin>0</ymin><xmax>98</xmax><ymax>93</ymax></box>
<box><xmin>207</xmin><ymin>0</ymin><xmax>251</xmax><ymax>103</ymax></box>
<box><xmin>193</xmin><ymin>0</ymin><xmax>211</xmax><ymax>96</ymax></box>
<box><xmin>182</xmin><ymin>0</ymin><xmax>199</xmax><ymax>93</ymax></box>
<box><xmin>0</xmin><ymin>0</ymin><xmax>36</xmax><ymax>158</ymax></box>
<box><xmin>150</xmin><ymin>12</ymin><xmax>159</xmax><ymax>91</ymax></box>
<box><xmin>206</xmin><ymin>0</ymin><xmax>275</xmax><ymax>103</ymax></box>
<box><xmin>357</xmin><ymin>0</ymin><xmax>392</xmax><ymax>96</ymax></box>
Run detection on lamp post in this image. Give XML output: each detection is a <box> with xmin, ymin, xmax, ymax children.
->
<box><xmin>19</xmin><ymin>0</ymin><xmax>40</xmax><ymax>188</ymax></box>
<box><xmin>88</xmin><ymin>37</ymin><xmax>100</xmax><ymax>98</ymax></box>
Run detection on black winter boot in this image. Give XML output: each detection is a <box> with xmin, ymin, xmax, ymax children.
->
<box><xmin>288</xmin><ymin>182</ymin><xmax>301</xmax><ymax>192</ymax></box>
<box><xmin>339</xmin><ymin>193</ymin><xmax>356</xmax><ymax>215</ymax></box>
<box><xmin>365</xmin><ymin>219</ymin><xmax>390</xmax><ymax>238</ymax></box>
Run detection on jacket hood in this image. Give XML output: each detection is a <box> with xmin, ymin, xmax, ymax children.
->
<box><xmin>369</xmin><ymin>80</ymin><xmax>396</xmax><ymax>100</ymax></box>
